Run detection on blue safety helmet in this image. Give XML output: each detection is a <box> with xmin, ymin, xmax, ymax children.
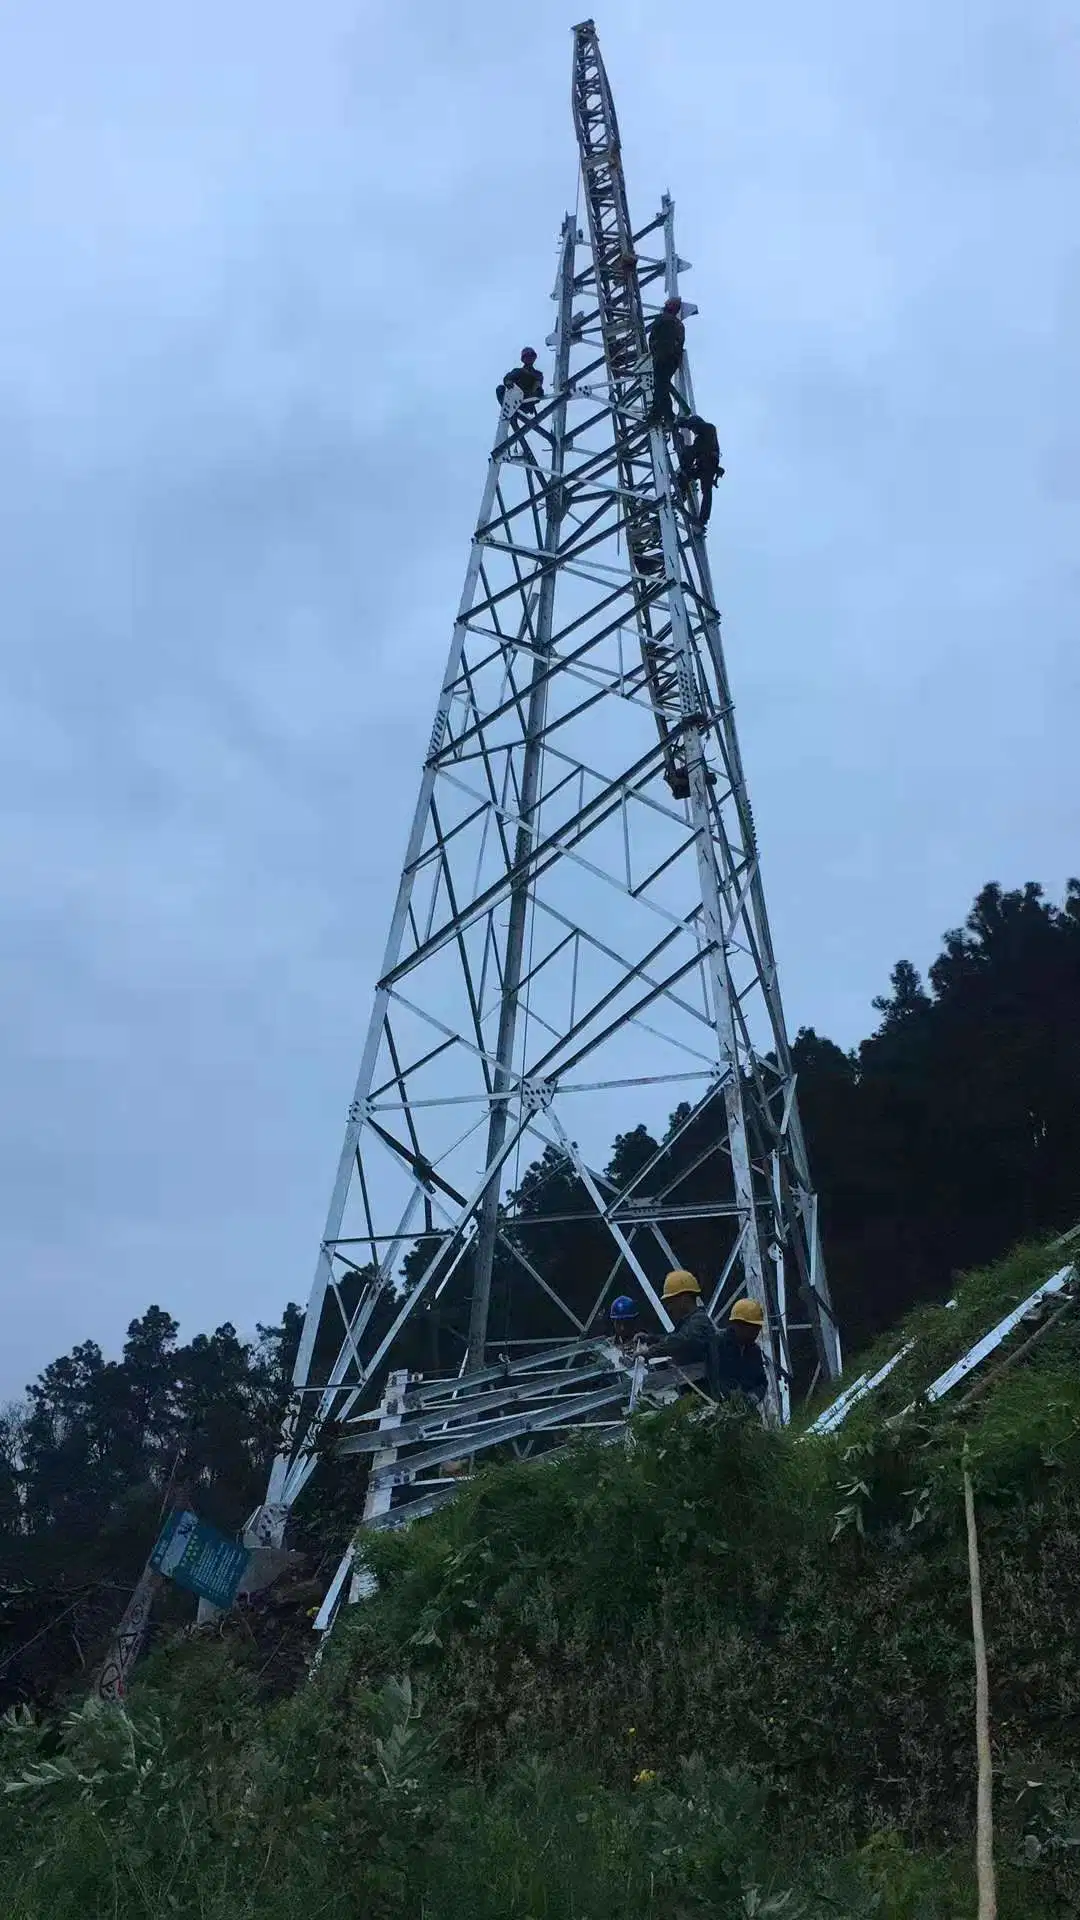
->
<box><xmin>610</xmin><ymin>1295</ymin><xmax>638</xmax><ymax>1322</ymax></box>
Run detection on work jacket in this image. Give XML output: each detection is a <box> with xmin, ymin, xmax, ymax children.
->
<box><xmin>712</xmin><ymin>1325</ymin><xmax>766</xmax><ymax>1404</ymax></box>
<box><xmin>502</xmin><ymin>364</ymin><xmax>545</xmax><ymax>399</ymax></box>
<box><xmin>647</xmin><ymin>312</ymin><xmax>685</xmax><ymax>365</ymax></box>
<box><xmin>658</xmin><ymin>1307</ymin><xmax>765</xmax><ymax>1405</ymax></box>
<box><xmin>683</xmin><ymin>420</ymin><xmax>720</xmax><ymax>475</ymax></box>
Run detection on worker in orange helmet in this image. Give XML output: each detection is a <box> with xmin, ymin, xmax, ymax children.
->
<box><xmin>652</xmin><ymin>1270</ymin><xmax>766</xmax><ymax>1407</ymax></box>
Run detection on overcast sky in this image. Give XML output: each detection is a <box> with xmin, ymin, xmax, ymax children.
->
<box><xmin>2</xmin><ymin>1</ymin><xmax>1077</xmax><ymax>1394</ymax></box>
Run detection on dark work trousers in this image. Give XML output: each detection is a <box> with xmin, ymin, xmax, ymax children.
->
<box><xmin>678</xmin><ymin>456</ymin><xmax>718</xmax><ymax>528</ymax></box>
<box><xmin>647</xmin><ymin>354</ymin><xmax>680</xmax><ymax>425</ymax></box>
<box><xmin>696</xmin><ymin>467</ymin><xmax>716</xmax><ymax>527</ymax></box>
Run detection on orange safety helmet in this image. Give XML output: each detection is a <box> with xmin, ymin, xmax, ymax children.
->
<box><xmin>661</xmin><ymin>1268</ymin><xmax>701</xmax><ymax>1301</ymax></box>
<box><xmin>730</xmin><ymin>1297</ymin><xmax>764</xmax><ymax>1328</ymax></box>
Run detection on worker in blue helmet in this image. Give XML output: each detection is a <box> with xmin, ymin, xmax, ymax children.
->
<box><xmin>609</xmin><ymin>1294</ymin><xmax>640</xmax><ymax>1350</ymax></box>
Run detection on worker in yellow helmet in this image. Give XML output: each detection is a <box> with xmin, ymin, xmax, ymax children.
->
<box><xmin>653</xmin><ymin>1270</ymin><xmax>767</xmax><ymax>1407</ymax></box>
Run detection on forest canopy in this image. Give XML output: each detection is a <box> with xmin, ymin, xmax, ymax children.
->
<box><xmin>4</xmin><ymin>878</ymin><xmax>1080</xmax><ymax>1706</ymax></box>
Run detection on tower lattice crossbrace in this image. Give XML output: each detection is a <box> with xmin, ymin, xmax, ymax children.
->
<box><xmin>251</xmin><ymin>21</ymin><xmax>841</xmax><ymax>1573</ymax></box>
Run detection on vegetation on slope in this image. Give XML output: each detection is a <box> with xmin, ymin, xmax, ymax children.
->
<box><xmin>3</xmin><ymin>1237</ymin><xmax>1080</xmax><ymax>1917</ymax></box>
<box><xmin>5</xmin><ymin>877</ymin><xmax>1080</xmax><ymax>1718</ymax></box>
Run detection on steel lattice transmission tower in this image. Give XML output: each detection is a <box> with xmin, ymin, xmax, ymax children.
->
<box><xmin>251</xmin><ymin>19</ymin><xmax>840</xmax><ymax>1556</ymax></box>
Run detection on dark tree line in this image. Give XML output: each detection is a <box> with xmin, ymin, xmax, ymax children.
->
<box><xmin>408</xmin><ymin>880</ymin><xmax>1080</xmax><ymax>1366</ymax></box>
<box><xmin>798</xmin><ymin>880</ymin><xmax>1080</xmax><ymax>1349</ymax></box>
<box><xmin>3</xmin><ymin>878</ymin><xmax>1079</xmax><ymax>1706</ymax></box>
<box><xmin>0</xmin><ymin>1310</ymin><xmax>302</xmax><ymax>1707</ymax></box>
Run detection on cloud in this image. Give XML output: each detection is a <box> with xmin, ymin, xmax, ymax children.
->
<box><xmin>1</xmin><ymin>0</ymin><xmax>1078</xmax><ymax>1391</ymax></box>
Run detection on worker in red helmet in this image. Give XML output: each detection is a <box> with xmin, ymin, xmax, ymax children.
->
<box><xmin>645</xmin><ymin>297</ymin><xmax>685</xmax><ymax>427</ymax></box>
<box><xmin>496</xmin><ymin>347</ymin><xmax>545</xmax><ymax>412</ymax></box>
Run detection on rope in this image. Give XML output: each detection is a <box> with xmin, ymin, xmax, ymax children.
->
<box><xmin>963</xmin><ymin>1452</ymin><xmax>997</xmax><ymax>1919</ymax></box>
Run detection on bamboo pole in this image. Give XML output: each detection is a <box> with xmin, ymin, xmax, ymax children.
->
<box><xmin>963</xmin><ymin>1456</ymin><xmax>997</xmax><ymax>1919</ymax></box>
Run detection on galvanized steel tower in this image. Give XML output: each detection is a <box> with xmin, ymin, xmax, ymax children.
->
<box><xmin>251</xmin><ymin>20</ymin><xmax>841</xmax><ymax>1563</ymax></box>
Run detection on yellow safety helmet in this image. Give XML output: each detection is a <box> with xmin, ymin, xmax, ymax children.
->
<box><xmin>661</xmin><ymin>1268</ymin><xmax>701</xmax><ymax>1301</ymax></box>
<box><xmin>730</xmin><ymin>1297</ymin><xmax>764</xmax><ymax>1327</ymax></box>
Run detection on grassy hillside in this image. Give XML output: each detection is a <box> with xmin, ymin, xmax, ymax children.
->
<box><xmin>3</xmin><ymin>1237</ymin><xmax>1080</xmax><ymax>1918</ymax></box>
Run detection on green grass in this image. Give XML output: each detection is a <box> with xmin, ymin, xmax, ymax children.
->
<box><xmin>802</xmin><ymin>1233</ymin><xmax>1076</xmax><ymax>1434</ymax></box>
<box><xmin>3</xmin><ymin>1238</ymin><xmax>1080</xmax><ymax>1917</ymax></box>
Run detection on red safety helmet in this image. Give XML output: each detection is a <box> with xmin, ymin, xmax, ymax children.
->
<box><xmin>663</xmin><ymin>296</ymin><xmax>682</xmax><ymax>313</ymax></box>
<box><xmin>521</xmin><ymin>346</ymin><xmax>538</xmax><ymax>362</ymax></box>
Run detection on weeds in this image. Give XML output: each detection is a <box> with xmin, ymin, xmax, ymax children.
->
<box><xmin>2</xmin><ymin>1241</ymin><xmax>1080</xmax><ymax>1916</ymax></box>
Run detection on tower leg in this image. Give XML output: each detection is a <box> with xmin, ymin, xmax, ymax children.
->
<box><xmin>466</xmin><ymin>223</ymin><xmax>577</xmax><ymax>1370</ymax></box>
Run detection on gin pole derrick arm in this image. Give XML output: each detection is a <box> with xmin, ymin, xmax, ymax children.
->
<box><xmin>571</xmin><ymin>20</ymin><xmax>690</xmax><ymax>798</ymax></box>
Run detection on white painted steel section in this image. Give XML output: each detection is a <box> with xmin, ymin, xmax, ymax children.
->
<box><xmin>923</xmin><ymin>1266</ymin><xmax>1075</xmax><ymax>1407</ymax></box>
<box><xmin>808</xmin><ymin>1345</ymin><xmax>915</xmax><ymax>1436</ymax></box>
<box><xmin>810</xmin><ymin>1270</ymin><xmax>1080</xmax><ymax>1437</ymax></box>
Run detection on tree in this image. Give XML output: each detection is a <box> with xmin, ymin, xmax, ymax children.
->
<box><xmin>871</xmin><ymin>958</ymin><xmax>931</xmax><ymax>1033</ymax></box>
<box><xmin>6</xmin><ymin>878</ymin><xmax>1080</xmax><ymax>1709</ymax></box>
<box><xmin>795</xmin><ymin>881</ymin><xmax>1080</xmax><ymax>1348</ymax></box>
<box><xmin>20</xmin><ymin>1341</ymin><xmax>113</xmax><ymax>1538</ymax></box>
<box><xmin>0</xmin><ymin>1405</ymin><xmax>24</xmax><ymax>1538</ymax></box>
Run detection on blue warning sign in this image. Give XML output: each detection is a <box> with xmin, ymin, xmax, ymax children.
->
<box><xmin>150</xmin><ymin>1510</ymin><xmax>250</xmax><ymax>1612</ymax></box>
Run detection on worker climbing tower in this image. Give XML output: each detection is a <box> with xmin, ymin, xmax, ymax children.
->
<box><xmin>251</xmin><ymin>20</ymin><xmax>841</xmax><ymax>1571</ymax></box>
